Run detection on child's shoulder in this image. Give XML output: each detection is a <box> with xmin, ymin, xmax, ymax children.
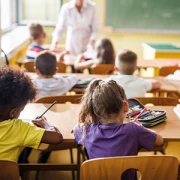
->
<box><xmin>28</xmin><ymin>44</ymin><xmax>44</xmax><ymax>51</ymax></box>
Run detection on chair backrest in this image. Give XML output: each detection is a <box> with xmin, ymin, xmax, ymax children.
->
<box><xmin>24</xmin><ymin>61</ymin><xmax>35</xmax><ymax>72</ymax></box>
<box><xmin>80</xmin><ymin>156</ymin><xmax>178</xmax><ymax>180</ymax></box>
<box><xmin>35</xmin><ymin>95</ymin><xmax>83</xmax><ymax>103</ymax></box>
<box><xmin>0</xmin><ymin>160</ymin><xmax>19</xmax><ymax>179</ymax></box>
<box><xmin>90</xmin><ymin>64</ymin><xmax>114</xmax><ymax>75</ymax></box>
<box><xmin>24</xmin><ymin>61</ymin><xmax>67</xmax><ymax>73</ymax></box>
<box><xmin>134</xmin><ymin>97</ymin><xmax>179</xmax><ymax>106</ymax></box>
<box><xmin>159</xmin><ymin>66</ymin><xmax>180</xmax><ymax>76</ymax></box>
<box><xmin>57</xmin><ymin>62</ymin><xmax>67</xmax><ymax>73</ymax></box>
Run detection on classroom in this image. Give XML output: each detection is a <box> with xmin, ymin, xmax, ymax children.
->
<box><xmin>1</xmin><ymin>0</ymin><xmax>180</xmax><ymax>180</ymax></box>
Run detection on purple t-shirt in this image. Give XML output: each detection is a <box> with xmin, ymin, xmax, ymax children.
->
<box><xmin>74</xmin><ymin>122</ymin><xmax>156</xmax><ymax>158</ymax></box>
<box><xmin>73</xmin><ymin>122</ymin><xmax>157</xmax><ymax>179</ymax></box>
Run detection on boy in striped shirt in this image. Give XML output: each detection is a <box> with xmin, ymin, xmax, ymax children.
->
<box><xmin>26</xmin><ymin>23</ymin><xmax>46</xmax><ymax>60</ymax></box>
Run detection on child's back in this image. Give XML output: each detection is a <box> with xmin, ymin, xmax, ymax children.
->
<box><xmin>75</xmin><ymin>122</ymin><xmax>156</xmax><ymax>159</ymax></box>
<box><xmin>33</xmin><ymin>51</ymin><xmax>79</xmax><ymax>99</ymax></box>
<box><xmin>108</xmin><ymin>50</ymin><xmax>161</xmax><ymax>97</ymax></box>
<box><xmin>0</xmin><ymin>67</ymin><xmax>63</xmax><ymax>162</ymax></box>
<box><xmin>73</xmin><ymin>79</ymin><xmax>163</xmax><ymax>179</ymax></box>
<box><xmin>0</xmin><ymin>118</ymin><xmax>44</xmax><ymax>162</ymax></box>
<box><xmin>26</xmin><ymin>23</ymin><xmax>45</xmax><ymax>60</ymax></box>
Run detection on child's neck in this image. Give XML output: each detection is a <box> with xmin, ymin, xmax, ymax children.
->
<box><xmin>99</xmin><ymin>116</ymin><xmax>124</xmax><ymax>124</ymax></box>
<box><xmin>37</xmin><ymin>74</ymin><xmax>54</xmax><ymax>79</ymax></box>
<box><xmin>32</xmin><ymin>40</ymin><xmax>43</xmax><ymax>46</ymax></box>
<box><xmin>117</xmin><ymin>72</ymin><xmax>133</xmax><ymax>75</ymax></box>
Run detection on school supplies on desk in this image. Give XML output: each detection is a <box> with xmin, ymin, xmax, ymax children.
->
<box><xmin>127</xmin><ymin>98</ymin><xmax>166</xmax><ymax>127</ymax></box>
<box><xmin>73</xmin><ymin>78</ymin><xmax>94</xmax><ymax>88</ymax></box>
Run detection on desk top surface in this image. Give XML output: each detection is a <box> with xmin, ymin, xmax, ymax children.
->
<box><xmin>27</xmin><ymin>72</ymin><xmax>180</xmax><ymax>94</ymax></box>
<box><xmin>138</xmin><ymin>59</ymin><xmax>180</xmax><ymax>68</ymax></box>
<box><xmin>19</xmin><ymin>104</ymin><xmax>180</xmax><ymax>142</ymax></box>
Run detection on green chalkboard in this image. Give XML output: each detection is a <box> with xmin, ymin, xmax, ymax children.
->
<box><xmin>105</xmin><ymin>0</ymin><xmax>180</xmax><ymax>32</ymax></box>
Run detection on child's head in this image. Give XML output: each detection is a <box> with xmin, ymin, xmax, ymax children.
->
<box><xmin>0</xmin><ymin>67</ymin><xmax>36</xmax><ymax>120</ymax></box>
<box><xmin>115</xmin><ymin>50</ymin><xmax>137</xmax><ymax>75</ymax></box>
<box><xmin>79</xmin><ymin>79</ymin><xmax>128</xmax><ymax>126</ymax></box>
<box><xmin>29</xmin><ymin>23</ymin><xmax>46</xmax><ymax>45</ymax></box>
<box><xmin>95</xmin><ymin>38</ymin><xmax>115</xmax><ymax>64</ymax></box>
<box><xmin>35</xmin><ymin>51</ymin><xmax>57</xmax><ymax>77</ymax></box>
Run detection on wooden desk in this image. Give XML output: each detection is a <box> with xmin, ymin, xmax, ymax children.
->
<box><xmin>19</xmin><ymin>104</ymin><xmax>180</xmax><ymax>142</ymax></box>
<box><xmin>26</xmin><ymin>72</ymin><xmax>180</xmax><ymax>97</ymax></box>
<box><xmin>138</xmin><ymin>59</ymin><xmax>180</xmax><ymax>69</ymax></box>
<box><xmin>142</xmin><ymin>43</ymin><xmax>180</xmax><ymax>59</ymax></box>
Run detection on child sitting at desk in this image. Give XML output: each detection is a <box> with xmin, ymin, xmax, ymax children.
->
<box><xmin>107</xmin><ymin>50</ymin><xmax>161</xmax><ymax>97</ymax></box>
<box><xmin>73</xmin><ymin>79</ymin><xmax>163</xmax><ymax>179</ymax></box>
<box><xmin>26</xmin><ymin>23</ymin><xmax>46</xmax><ymax>60</ymax></box>
<box><xmin>33</xmin><ymin>51</ymin><xmax>79</xmax><ymax>99</ymax></box>
<box><xmin>0</xmin><ymin>66</ymin><xmax>63</xmax><ymax>162</ymax></box>
<box><xmin>74</xmin><ymin>38</ymin><xmax>115</xmax><ymax>71</ymax></box>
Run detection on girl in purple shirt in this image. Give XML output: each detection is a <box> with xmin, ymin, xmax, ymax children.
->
<box><xmin>73</xmin><ymin>79</ymin><xmax>163</xmax><ymax>179</ymax></box>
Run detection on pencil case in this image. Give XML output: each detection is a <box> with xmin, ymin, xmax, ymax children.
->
<box><xmin>127</xmin><ymin>98</ymin><xmax>166</xmax><ymax>127</ymax></box>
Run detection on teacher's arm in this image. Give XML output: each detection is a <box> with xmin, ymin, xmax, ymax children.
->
<box><xmin>51</xmin><ymin>4</ymin><xmax>68</xmax><ymax>50</ymax></box>
<box><xmin>89</xmin><ymin>5</ymin><xmax>99</xmax><ymax>47</ymax></box>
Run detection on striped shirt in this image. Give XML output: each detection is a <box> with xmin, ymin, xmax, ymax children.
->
<box><xmin>26</xmin><ymin>44</ymin><xmax>45</xmax><ymax>60</ymax></box>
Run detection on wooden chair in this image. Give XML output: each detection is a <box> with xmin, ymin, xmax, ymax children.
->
<box><xmin>90</xmin><ymin>64</ymin><xmax>114</xmax><ymax>75</ymax></box>
<box><xmin>80</xmin><ymin>156</ymin><xmax>179</xmax><ymax>180</ymax></box>
<box><xmin>24</xmin><ymin>61</ymin><xmax>35</xmax><ymax>72</ymax></box>
<box><xmin>35</xmin><ymin>94</ymin><xmax>83</xmax><ymax>103</ymax></box>
<box><xmin>159</xmin><ymin>66</ymin><xmax>180</xmax><ymax>76</ymax></box>
<box><xmin>134</xmin><ymin>97</ymin><xmax>179</xmax><ymax>106</ymax></box>
<box><xmin>24</xmin><ymin>61</ymin><xmax>67</xmax><ymax>73</ymax></box>
<box><xmin>0</xmin><ymin>160</ymin><xmax>19</xmax><ymax>180</ymax></box>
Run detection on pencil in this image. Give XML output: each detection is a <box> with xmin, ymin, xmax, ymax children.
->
<box><xmin>133</xmin><ymin>108</ymin><xmax>146</xmax><ymax>122</ymax></box>
<box><xmin>38</xmin><ymin>101</ymin><xmax>57</xmax><ymax>118</ymax></box>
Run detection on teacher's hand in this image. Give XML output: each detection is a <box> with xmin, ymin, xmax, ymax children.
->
<box><xmin>50</xmin><ymin>42</ymin><xmax>58</xmax><ymax>51</ymax></box>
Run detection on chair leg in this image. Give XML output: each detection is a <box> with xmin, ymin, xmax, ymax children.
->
<box><xmin>70</xmin><ymin>148</ymin><xmax>75</xmax><ymax>180</ymax></box>
<box><xmin>35</xmin><ymin>171</ymin><xmax>40</xmax><ymax>180</ymax></box>
<box><xmin>77</xmin><ymin>147</ymin><xmax>81</xmax><ymax>180</ymax></box>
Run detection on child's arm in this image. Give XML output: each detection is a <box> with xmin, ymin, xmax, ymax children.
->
<box><xmin>32</xmin><ymin>117</ymin><xmax>63</xmax><ymax>145</ymax></box>
<box><xmin>154</xmin><ymin>133</ymin><xmax>164</xmax><ymax>146</ymax></box>
<box><xmin>74</xmin><ymin>54</ymin><xmax>98</xmax><ymax>70</ymax></box>
<box><xmin>151</xmin><ymin>81</ymin><xmax>161</xmax><ymax>90</ymax></box>
<box><xmin>133</xmin><ymin>121</ymin><xmax>163</xmax><ymax>149</ymax></box>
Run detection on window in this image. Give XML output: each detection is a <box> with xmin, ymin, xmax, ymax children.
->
<box><xmin>1</xmin><ymin>0</ymin><xmax>17</xmax><ymax>32</ymax></box>
<box><xmin>19</xmin><ymin>0</ymin><xmax>62</xmax><ymax>26</ymax></box>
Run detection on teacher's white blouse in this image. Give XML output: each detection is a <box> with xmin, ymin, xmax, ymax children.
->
<box><xmin>52</xmin><ymin>0</ymin><xmax>99</xmax><ymax>55</ymax></box>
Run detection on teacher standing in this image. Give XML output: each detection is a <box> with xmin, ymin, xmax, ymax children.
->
<box><xmin>51</xmin><ymin>0</ymin><xmax>99</xmax><ymax>55</ymax></box>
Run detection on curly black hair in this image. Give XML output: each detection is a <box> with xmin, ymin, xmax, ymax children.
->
<box><xmin>0</xmin><ymin>66</ymin><xmax>37</xmax><ymax>109</ymax></box>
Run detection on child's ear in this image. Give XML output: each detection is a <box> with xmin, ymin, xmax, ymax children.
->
<box><xmin>54</xmin><ymin>67</ymin><xmax>58</xmax><ymax>75</ymax></box>
<box><xmin>34</xmin><ymin>67</ymin><xmax>40</xmax><ymax>75</ymax></box>
<box><xmin>123</xmin><ymin>101</ymin><xmax>129</xmax><ymax>113</ymax></box>
<box><xmin>43</xmin><ymin>32</ymin><xmax>46</xmax><ymax>38</ymax></box>
<box><xmin>29</xmin><ymin>37</ymin><xmax>33</xmax><ymax>43</ymax></box>
<box><xmin>114</xmin><ymin>66</ymin><xmax>119</xmax><ymax>72</ymax></box>
<box><xmin>9</xmin><ymin>108</ymin><xmax>17</xmax><ymax>119</ymax></box>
